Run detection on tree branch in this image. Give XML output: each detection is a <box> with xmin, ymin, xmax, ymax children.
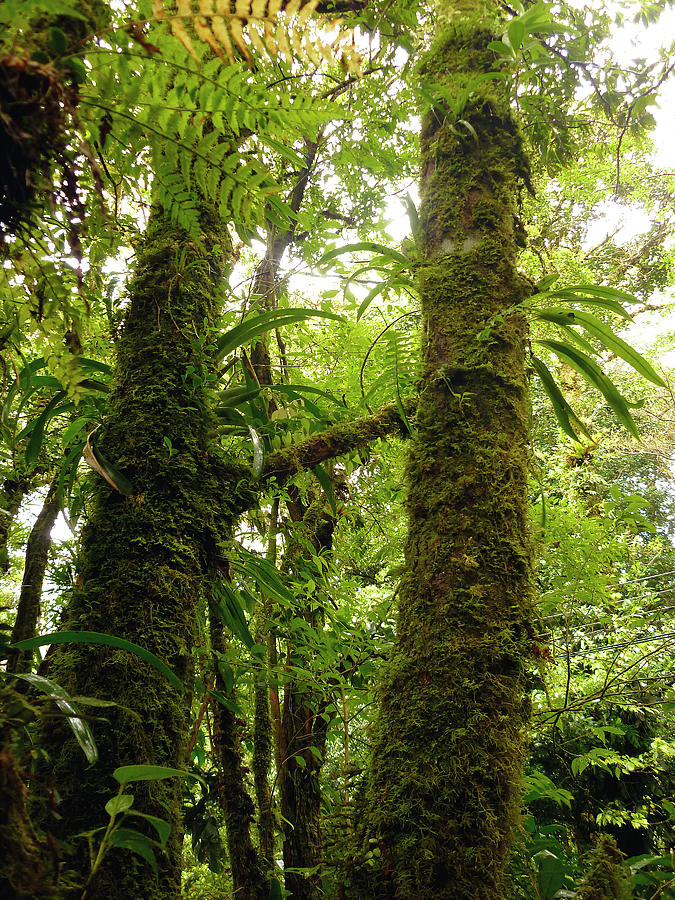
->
<box><xmin>261</xmin><ymin>398</ymin><xmax>415</xmax><ymax>484</ymax></box>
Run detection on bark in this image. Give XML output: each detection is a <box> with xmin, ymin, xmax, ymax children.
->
<box><xmin>279</xmin><ymin>493</ymin><xmax>335</xmax><ymax>900</ymax></box>
<box><xmin>8</xmin><ymin>480</ymin><xmax>60</xmax><ymax>674</ymax></box>
<box><xmin>0</xmin><ymin>476</ymin><xmax>29</xmax><ymax>573</ymax></box>
<box><xmin>252</xmin><ymin>497</ymin><xmax>280</xmax><ymax>870</ymax></box>
<box><xmin>261</xmin><ymin>398</ymin><xmax>415</xmax><ymax>482</ymax></box>
<box><xmin>352</xmin><ymin>5</ymin><xmax>534</xmax><ymax>899</ymax></box>
<box><xmin>0</xmin><ymin>0</ymin><xmax>108</xmax><ymax>234</ymax></box>
<box><xmin>36</xmin><ymin>202</ymin><xmax>249</xmax><ymax>900</ymax></box>
<box><xmin>209</xmin><ymin>609</ymin><xmax>268</xmax><ymax>900</ymax></box>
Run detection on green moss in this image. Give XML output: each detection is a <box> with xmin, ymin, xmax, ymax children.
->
<box><xmin>36</xmin><ymin>203</ymin><xmax>245</xmax><ymax>900</ymax></box>
<box><xmin>577</xmin><ymin>836</ymin><xmax>632</xmax><ymax>900</ymax></box>
<box><xmin>350</xmin><ymin>11</ymin><xmax>534</xmax><ymax>900</ymax></box>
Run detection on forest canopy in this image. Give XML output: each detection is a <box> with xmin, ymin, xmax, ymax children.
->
<box><xmin>1</xmin><ymin>1</ymin><xmax>675</xmax><ymax>899</ymax></box>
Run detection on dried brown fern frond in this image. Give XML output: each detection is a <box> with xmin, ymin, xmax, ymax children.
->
<box><xmin>150</xmin><ymin>0</ymin><xmax>362</xmax><ymax>75</ymax></box>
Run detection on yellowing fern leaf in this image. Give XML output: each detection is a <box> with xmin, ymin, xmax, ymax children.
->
<box><xmin>150</xmin><ymin>0</ymin><xmax>362</xmax><ymax>75</ymax></box>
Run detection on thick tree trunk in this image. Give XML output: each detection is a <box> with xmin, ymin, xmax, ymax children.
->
<box><xmin>353</xmin><ymin>6</ymin><xmax>534</xmax><ymax>899</ymax></box>
<box><xmin>8</xmin><ymin>479</ymin><xmax>60</xmax><ymax>674</ymax></box>
<box><xmin>36</xmin><ymin>203</ymin><xmax>248</xmax><ymax>900</ymax></box>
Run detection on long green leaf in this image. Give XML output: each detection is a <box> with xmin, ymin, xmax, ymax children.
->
<box><xmin>272</xmin><ymin>383</ymin><xmax>345</xmax><ymax>407</ymax></box>
<box><xmin>535</xmin><ymin>339</ymin><xmax>639</xmax><ymax>438</ymax></box>
<box><xmin>565</xmin><ymin>310</ymin><xmax>666</xmax><ymax>386</ymax></box>
<box><xmin>314</xmin><ymin>463</ymin><xmax>337</xmax><ymax>516</ymax></box>
<box><xmin>529</xmin><ymin>283</ymin><xmax>634</xmax><ymax>318</ymax></box>
<box><xmin>217</xmin><ymin>386</ymin><xmax>262</xmax><ymax>408</ymax></box>
<box><xmin>24</xmin><ymin>392</ymin><xmax>68</xmax><ymax>466</ymax></box>
<box><xmin>213</xmin><ymin>581</ymin><xmax>255</xmax><ymax>650</ymax></box>
<box><xmin>3</xmin><ymin>672</ymin><xmax>98</xmax><ymax>763</ymax></box>
<box><xmin>530</xmin><ymin>356</ymin><xmax>590</xmax><ymax>442</ymax></box>
<box><xmin>318</xmin><ymin>241</ymin><xmax>410</xmax><ymax>268</ymax></box>
<box><xmin>12</xmin><ymin>632</ymin><xmax>184</xmax><ymax>693</ymax></box>
<box><xmin>216</xmin><ymin>308</ymin><xmax>343</xmax><ymax>361</ymax></box>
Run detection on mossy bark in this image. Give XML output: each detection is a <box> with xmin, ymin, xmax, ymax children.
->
<box><xmin>0</xmin><ymin>476</ymin><xmax>29</xmax><ymax>572</ymax></box>
<box><xmin>280</xmin><ymin>493</ymin><xmax>334</xmax><ymax>900</ymax></box>
<box><xmin>36</xmin><ymin>203</ymin><xmax>245</xmax><ymax>900</ymax></box>
<box><xmin>352</xmin><ymin>8</ymin><xmax>534</xmax><ymax>900</ymax></box>
<box><xmin>577</xmin><ymin>835</ymin><xmax>631</xmax><ymax>900</ymax></box>
<box><xmin>209</xmin><ymin>610</ymin><xmax>268</xmax><ymax>900</ymax></box>
<box><xmin>252</xmin><ymin>497</ymin><xmax>280</xmax><ymax>870</ymax></box>
<box><xmin>8</xmin><ymin>479</ymin><xmax>59</xmax><ymax>674</ymax></box>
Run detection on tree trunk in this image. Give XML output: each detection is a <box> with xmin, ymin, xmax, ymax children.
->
<box><xmin>36</xmin><ymin>202</ymin><xmax>248</xmax><ymax>900</ymax></box>
<box><xmin>0</xmin><ymin>477</ymin><xmax>29</xmax><ymax>573</ymax></box>
<box><xmin>209</xmin><ymin>609</ymin><xmax>268</xmax><ymax>900</ymax></box>
<box><xmin>353</xmin><ymin>5</ymin><xmax>534</xmax><ymax>899</ymax></box>
<box><xmin>280</xmin><ymin>493</ymin><xmax>335</xmax><ymax>900</ymax></box>
<box><xmin>8</xmin><ymin>479</ymin><xmax>59</xmax><ymax>674</ymax></box>
<box><xmin>252</xmin><ymin>497</ymin><xmax>280</xmax><ymax>870</ymax></box>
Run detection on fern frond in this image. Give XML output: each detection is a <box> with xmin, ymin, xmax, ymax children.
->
<box><xmin>149</xmin><ymin>0</ymin><xmax>361</xmax><ymax>74</ymax></box>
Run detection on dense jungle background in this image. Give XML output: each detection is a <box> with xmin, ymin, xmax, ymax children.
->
<box><xmin>1</xmin><ymin>0</ymin><xmax>675</xmax><ymax>898</ymax></box>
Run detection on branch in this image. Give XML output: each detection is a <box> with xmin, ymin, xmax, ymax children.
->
<box><xmin>261</xmin><ymin>398</ymin><xmax>416</xmax><ymax>483</ymax></box>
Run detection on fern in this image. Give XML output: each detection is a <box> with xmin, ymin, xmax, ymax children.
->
<box><xmin>149</xmin><ymin>0</ymin><xmax>362</xmax><ymax>74</ymax></box>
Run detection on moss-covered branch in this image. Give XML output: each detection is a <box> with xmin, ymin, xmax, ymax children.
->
<box><xmin>260</xmin><ymin>398</ymin><xmax>416</xmax><ymax>484</ymax></box>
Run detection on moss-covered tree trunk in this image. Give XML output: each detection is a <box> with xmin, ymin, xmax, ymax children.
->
<box><xmin>0</xmin><ymin>476</ymin><xmax>29</xmax><ymax>572</ymax></box>
<box><xmin>8</xmin><ymin>479</ymin><xmax>59</xmax><ymax>673</ymax></box>
<box><xmin>37</xmin><ymin>202</ymin><xmax>242</xmax><ymax>900</ymax></box>
<box><xmin>353</xmin><ymin>4</ymin><xmax>534</xmax><ymax>899</ymax></box>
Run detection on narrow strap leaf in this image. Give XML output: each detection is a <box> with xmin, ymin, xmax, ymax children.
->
<box><xmin>12</xmin><ymin>632</ymin><xmax>184</xmax><ymax>693</ymax></box>
<box><xmin>530</xmin><ymin>355</ymin><xmax>590</xmax><ymax>443</ymax></box>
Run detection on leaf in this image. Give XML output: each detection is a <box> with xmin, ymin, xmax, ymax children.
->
<box><xmin>403</xmin><ymin>193</ymin><xmax>419</xmax><ymax>239</ymax></box>
<box><xmin>269</xmin><ymin>879</ymin><xmax>284</xmax><ymax>900</ymax></box>
<box><xmin>48</xmin><ymin>27</ymin><xmax>68</xmax><ymax>54</ymax></box>
<box><xmin>217</xmin><ymin>582</ymin><xmax>256</xmax><ymax>650</ymax></box>
<box><xmin>108</xmin><ymin>827</ymin><xmax>157</xmax><ymax>871</ymax></box>
<box><xmin>217</xmin><ymin>386</ymin><xmax>262</xmax><ymax>408</ymax></box>
<box><xmin>529</xmin><ymin>283</ymin><xmax>634</xmax><ymax>318</ymax></box>
<box><xmin>4</xmin><ymin>672</ymin><xmax>98</xmax><ymax>763</ymax></box>
<box><xmin>216</xmin><ymin>308</ymin><xmax>343</xmax><ymax>361</ymax></box>
<box><xmin>537</xmin><ymin>850</ymin><xmax>565</xmax><ymax>899</ymax></box>
<box><xmin>248</xmin><ymin>425</ymin><xmax>265</xmax><ymax>481</ymax></box>
<box><xmin>318</xmin><ymin>241</ymin><xmax>410</xmax><ymax>268</ymax></box>
<box><xmin>62</xmin><ymin>416</ymin><xmax>91</xmax><ymax>449</ymax></box>
<box><xmin>272</xmin><ymin>383</ymin><xmax>344</xmax><ymax>408</ymax></box>
<box><xmin>313</xmin><ymin>463</ymin><xmax>337</xmax><ymax>516</ymax></box>
<box><xmin>125</xmin><ymin>811</ymin><xmax>171</xmax><ymax>847</ymax></box>
<box><xmin>113</xmin><ymin>764</ymin><xmax>188</xmax><ymax>784</ymax></box>
<box><xmin>105</xmin><ymin>794</ymin><xmax>134</xmax><ymax>816</ymax></box>
<box><xmin>564</xmin><ymin>310</ymin><xmax>666</xmax><ymax>386</ymax></box>
<box><xmin>12</xmin><ymin>632</ymin><xmax>184</xmax><ymax>694</ymax></box>
<box><xmin>530</xmin><ymin>355</ymin><xmax>591</xmax><ymax>442</ymax></box>
<box><xmin>535</xmin><ymin>340</ymin><xmax>640</xmax><ymax>438</ymax></box>
<box><xmin>24</xmin><ymin>391</ymin><xmax>68</xmax><ymax>466</ymax></box>
<box><xmin>82</xmin><ymin>430</ymin><xmax>133</xmax><ymax>496</ymax></box>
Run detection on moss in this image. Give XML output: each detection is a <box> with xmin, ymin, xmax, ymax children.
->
<box><xmin>350</xmin><ymin>9</ymin><xmax>534</xmax><ymax>900</ymax></box>
<box><xmin>577</xmin><ymin>836</ymin><xmax>632</xmax><ymax>900</ymax></box>
<box><xmin>36</xmin><ymin>203</ymin><xmax>243</xmax><ymax>900</ymax></box>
